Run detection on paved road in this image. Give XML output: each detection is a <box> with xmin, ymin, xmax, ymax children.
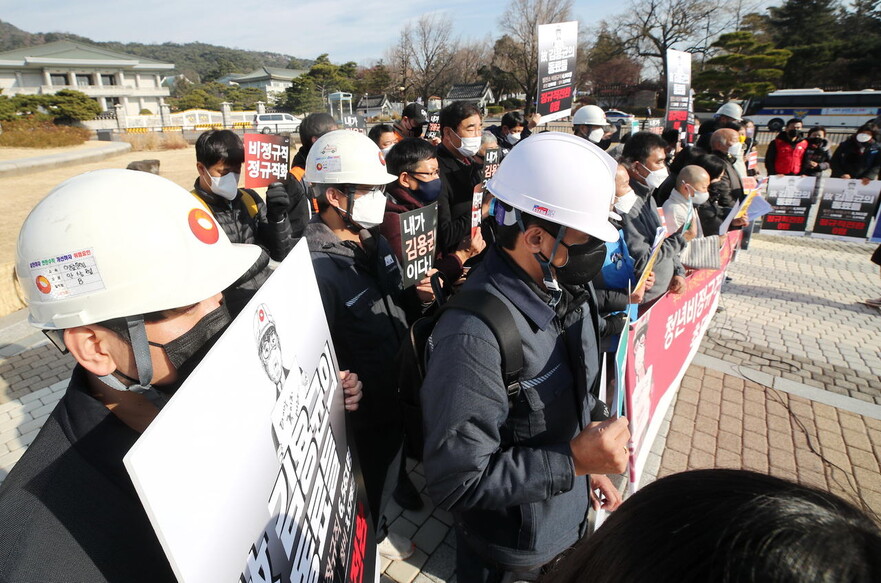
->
<box><xmin>0</xmin><ymin>233</ymin><xmax>879</xmax><ymax>582</ymax></box>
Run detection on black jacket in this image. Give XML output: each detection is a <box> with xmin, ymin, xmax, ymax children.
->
<box><xmin>422</xmin><ymin>246</ymin><xmax>602</xmax><ymax>569</ymax></box>
<box><xmin>192</xmin><ymin>180</ymin><xmax>293</xmax><ymax>313</ymax></box>
<box><xmin>0</xmin><ymin>367</ymin><xmax>176</xmax><ymax>582</ymax></box>
<box><xmin>436</xmin><ymin>144</ymin><xmax>484</xmax><ymax>254</ymax></box>
<box><xmin>830</xmin><ymin>137</ymin><xmax>881</xmax><ymax>180</ymax></box>
<box><xmin>700</xmin><ymin>153</ymin><xmax>744</xmax><ymax>236</ymax></box>
<box><xmin>801</xmin><ymin>137</ymin><xmax>831</xmax><ymax>176</ymax></box>
<box><xmin>305</xmin><ymin>218</ymin><xmax>408</xmax><ymax>430</ymax></box>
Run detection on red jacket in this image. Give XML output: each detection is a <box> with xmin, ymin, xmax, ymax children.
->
<box><xmin>768</xmin><ymin>135</ymin><xmax>808</xmax><ymax>175</ymax></box>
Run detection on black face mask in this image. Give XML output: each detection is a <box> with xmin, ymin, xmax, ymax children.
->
<box><xmin>553</xmin><ymin>237</ymin><xmax>607</xmax><ymax>285</ymax></box>
<box><xmin>148</xmin><ymin>303</ymin><xmax>231</xmax><ymax>387</ymax></box>
<box><xmin>787</xmin><ymin>129</ymin><xmax>802</xmax><ymax>139</ymax></box>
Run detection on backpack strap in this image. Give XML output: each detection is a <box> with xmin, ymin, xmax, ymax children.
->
<box><xmin>239</xmin><ymin>189</ymin><xmax>259</xmax><ymax>219</ymax></box>
<box><xmin>440</xmin><ymin>290</ymin><xmax>523</xmax><ymax>402</ymax></box>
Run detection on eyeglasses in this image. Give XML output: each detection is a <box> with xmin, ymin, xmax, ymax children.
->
<box><xmin>411</xmin><ymin>170</ymin><xmax>440</xmax><ymax>179</ymax></box>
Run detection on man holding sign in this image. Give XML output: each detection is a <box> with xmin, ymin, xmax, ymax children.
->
<box><xmin>0</xmin><ymin>170</ymin><xmax>263</xmax><ymax>582</ymax></box>
<box><xmin>191</xmin><ymin>130</ymin><xmax>293</xmax><ymax>314</ymax></box>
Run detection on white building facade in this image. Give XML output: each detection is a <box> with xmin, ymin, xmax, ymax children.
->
<box><xmin>0</xmin><ymin>41</ymin><xmax>173</xmax><ymax>117</ymax></box>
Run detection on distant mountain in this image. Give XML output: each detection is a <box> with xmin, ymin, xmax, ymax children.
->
<box><xmin>0</xmin><ymin>19</ymin><xmax>314</xmax><ymax>83</ymax></box>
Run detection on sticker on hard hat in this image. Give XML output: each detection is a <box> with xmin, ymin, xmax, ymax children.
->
<box><xmin>188</xmin><ymin>208</ymin><xmax>220</xmax><ymax>245</ymax></box>
<box><xmin>28</xmin><ymin>248</ymin><xmax>105</xmax><ymax>299</ymax></box>
<box><xmin>532</xmin><ymin>205</ymin><xmax>556</xmax><ymax>218</ymax></box>
<box><xmin>313</xmin><ymin>155</ymin><xmax>341</xmax><ymax>173</ymax></box>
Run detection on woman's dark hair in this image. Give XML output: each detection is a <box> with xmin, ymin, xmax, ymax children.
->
<box><xmin>367</xmin><ymin>123</ymin><xmax>396</xmax><ymax>146</ymax></box>
<box><xmin>501</xmin><ymin>111</ymin><xmax>526</xmax><ymax>130</ymax></box>
<box><xmin>808</xmin><ymin>125</ymin><xmax>827</xmax><ymax>136</ymax></box>
<box><xmin>691</xmin><ymin>152</ymin><xmax>727</xmax><ymax>181</ymax></box>
<box><xmin>195</xmin><ymin>129</ymin><xmax>244</xmax><ymax>167</ymax></box>
<box><xmin>439</xmin><ymin>101</ymin><xmax>481</xmax><ymax>131</ymax></box>
<box><xmin>856</xmin><ymin>121</ymin><xmax>879</xmax><ymax>138</ymax></box>
<box><xmin>621</xmin><ymin>131</ymin><xmax>668</xmax><ymax>165</ymax></box>
<box><xmin>385</xmin><ymin>138</ymin><xmax>436</xmax><ymax>176</ymax></box>
<box><xmin>543</xmin><ymin>469</ymin><xmax>881</xmax><ymax>583</ymax></box>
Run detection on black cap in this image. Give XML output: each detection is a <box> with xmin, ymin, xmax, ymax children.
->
<box><xmin>402</xmin><ymin>103</ymin><xmax>428</xmax><ymax>125</ymax></box>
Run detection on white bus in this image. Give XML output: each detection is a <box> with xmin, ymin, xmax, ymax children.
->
<box><xmin>743</xmin><ymin>89</ymin><xmax>881</xmax><ymax>131</ymax></box>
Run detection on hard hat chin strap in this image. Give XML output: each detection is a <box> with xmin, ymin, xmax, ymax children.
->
<box><xmin>516</xmin><ymin>209</ymin><xmax>564</xmax><ymax>308</ymax></box>
<box><xmin>98</xmin><ymin>314</ymin><xmax>168</xmax><ymax>409</ymax></box>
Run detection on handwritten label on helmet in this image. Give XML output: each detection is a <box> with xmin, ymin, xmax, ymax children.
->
<box><xmin>532</xmin><ymin>204</ymin><xmax>556</xmax><ymax>218</ymax></box>
<box><xmin>188</xmin><ymin>208</ymin><xmax>220</xmax><ymax>245</ymax></box>
<box><xmin>28</xmin><ymin>248</ymin><xmax>105</xmax><ymax>299</ymax></box>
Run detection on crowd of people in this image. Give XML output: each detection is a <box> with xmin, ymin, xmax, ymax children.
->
<box><xmin>0</xmin><ymin>97</ymin><xmax>879</xmax><ymax>583</ymax></box>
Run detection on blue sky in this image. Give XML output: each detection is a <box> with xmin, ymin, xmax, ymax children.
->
<box><xmin>5</xmin><ymin>0</ymin><xmax>637</xmax><ymax>64</ymax></box>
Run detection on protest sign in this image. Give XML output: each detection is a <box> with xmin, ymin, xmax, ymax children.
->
<box><xmin>664</xmin><ymin>49</ymin><xmax>693</xmax><ymax>138</ymax></box>
<box><xmin>762</xmin><ymin>175</ymin><xmax>816</xmax><ymax>235</ymax></box>
<box><xmin>398</xmin><ymin>203</ymin><xmax>438</xmax><ymax>288</ymax></box>
<box><xmin>244</xmin><ymin>134</ymin><xmax>290</xmax><ymax>188</ymax></box>
<box><xmin>424</xmin><ymin>111</ymin><xmax>441</xmax><ymax>141</ymax></box>
<box><xmin>483</xmin><ymin>147</ymin><xmax>500</xmax><ymax>181</ymax></box>
<box><xmin>471</xmin><ymin>184</ymin><xmax>484</xmax><ymax>240</ymax></box>
<box><xmin>812</xmin><ymin>178</ymin><xmax>881</xmax><ymax>241</ymax></box>
<box><xmin>625</xmin><ymin>230</ymin><xmax>741</xmax><ymax>491</ymax></box>
<box><xmin>125</xmin><ymin>242</ymin><xmax>374</xmax><ymax>583</ymax></box>
<box><xmin>536</xmin><ymin>21</ymin><xmax>578</xmax><ymax>123</ymax></box>
<box><xmin>342</xmin><ymin>115</ymin><xmax>367</xmax><ymax>134</ymax></box>
<box><xmin>872</xmin><ymin>204</ymin><xmax>881</xmax><ymax>243</ymax></box>
<box><xmin>634</xmin><ymin>226</ymin><xmax>666</xmax><ymax>293</ymax></box>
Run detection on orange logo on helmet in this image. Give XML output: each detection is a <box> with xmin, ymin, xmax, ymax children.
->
<box><xmin>35</xmin><ymin>275</ymin><xmax>51</xmax><ymax>294</ymax></box>
<box><xmin>316</xmin><ymin>163</ymin><xmax>323</xmax><ymax>171</ymax></box>
<box><xmin>188</xmin><ymin>208</ymin><xmax>220</xmax><ymax>244</ymax></box>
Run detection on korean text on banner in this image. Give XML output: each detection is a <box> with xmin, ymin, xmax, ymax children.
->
<box><xmin>536</xmin><ymin>21</ymin><xmax>578</xmax><ymax>123</ymax></box>
<box><xmin>625</xmin><ymin>230</ymin><xmax>741</xmax><ymax>490</ymax></box>
<box><xmin>812</xmin><ymin>178</ymin><xmax>881</xmax><ymax>241</ymax></box>
<box><xmin>424</xmin><ymin>112</ymin><xmax>441</xmax><ymax>141</ymax></box>
<box><xmin>244</xmin><ymin>134</ymin><xmax>290</xmax><ymax>189</ymax></box>
<box><xmin>398</xmin><ymin>203</ymin><xmax>438</xmax><ymax>288</ymax></box>
<box><xmin>664</xmin><ymin>49</ymin><xmax>693</xmax><ymax>139</ymax></box>
<box><xmin>762</xmin><ymin>175</ymin><xmax>817</xmax><ymax>235</ymax></box>
<box><xmin>124</xmin><ymin>241</ymin><xmax>375</xmax><ymax>583</ymax></box>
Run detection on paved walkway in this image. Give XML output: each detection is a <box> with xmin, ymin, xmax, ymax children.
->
<box><xmin>0</xmin><ymin>141</ymin><xmax>131</xmax><ymax>177</ymax></box>
<box><xmin>0</xmin><ymin>233</ymin><xmax>879</xmax><ymax>582</ymax></box>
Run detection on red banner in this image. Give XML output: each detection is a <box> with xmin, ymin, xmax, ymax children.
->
<box><xmin>624</xmin><ymin>231</ymin><xmax>741</xmax><ymax>487</ymax></box>
<box><xmin>244</xmin><ymin>134</ymin><xmax>291</xmax><ymax>188</ymax></box>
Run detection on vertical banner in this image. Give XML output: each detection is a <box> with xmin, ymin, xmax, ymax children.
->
<box><xmin>872</xmin><ymin>204</ymin><xmax>881</xmax><ymax>243</ymax></box>
<box><xmin>536</xmin><ymin>20</ymin><xmax>578</xmax><ymax>123</ymax></box>
<box><xmin>124</xmin><ymin>242</ymin><xmax>375</xmax><ymax>583</ymax></box>
<box><xmin>424</xmin><ymin>111</ymin><xmax>441</xmax><ymax>141</ymax></box>
<box><xmin>342</xmin><ymin>115</ymin><xmax>367</xmax><ymax>134</ymax></box>
<box><xmin>244</xmin><ymin>134</ymin><xmax>291</xmax><ymax>188</ymax></box>
<box><xmin>625</xmin><ymin>231</ymin><xmax>741</xmax><ymax>490</ymax></box>
<box><xmin>664</xmin><ymin>50</ymin><xmax>693</xmax><ymax>139</ymax></box>
<box><xmin>812</xmin><ymin>178</ymin><xmax>881</xmax><ymax>241</ymax></box>
<box><xmin>398</xmin><ymin>203</ymin><xmax>438</xmax><ymax>288</ymax></box>
<box><xmin>761</xmin><ymin>175</ymin><xmax>817</xmax><ymax>235</ymax></box>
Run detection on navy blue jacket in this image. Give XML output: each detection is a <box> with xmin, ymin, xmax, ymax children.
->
<box><xmin>421</xmin><ymin>245</ymin><xmax>602</xmax><ymax>569</ymax></box>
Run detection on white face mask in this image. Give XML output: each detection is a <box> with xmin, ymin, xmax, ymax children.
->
<box><xmin>381</xmin><ymin>146</ymin><xmax>394</xmax><ymax>156</ymax></box>
<box><xmin>507</xmin><ymin>132</ymin><xmax>521</xmax><ymax>145</ymax></box>
<box><xmin>691</xmin><ymin>189</ymin><xmax>710</xmax><ymax>205</ymax></box>
<box><xmin>615</xmin><ymin>188</ymin><xmax>639</xmax><ymax>214</ymax></box>
<box><xmin>728</xmin><ymin>142</ymin><xmax>743</xmax><ymax>157</ymax></box>
<box><xmin>856</xmin><ymin>133</ymin><xmax>872</xmax><ymax>143</ymax></box>
<box><xmin>588</xmin><ymin>128</ymin><xmax>605</xmax><ymax>144</ymax></box>
<box><xmin>642</xmin><ymin>165</ymin><xmax>669</xmax><ymax>189</ymax></box>
<box><xmin>209</xmin><ymin>172</ymin><xmax>240</xmax><ymax>200</ymax></box>
<box><xmin>349</xmin><ymin>188</ymin><xmax>387</xmax><ymax>229</ymax></box>
<box><xmin>455</xmin><ymin>132</ymin><xmax>482</xmax><ymax>158</ymax></box>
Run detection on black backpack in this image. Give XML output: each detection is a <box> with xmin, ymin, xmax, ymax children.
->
<box><xmin>396</xmin><ymin>288</ymin><xmax>523</xmax><ymax>461</ymax></box>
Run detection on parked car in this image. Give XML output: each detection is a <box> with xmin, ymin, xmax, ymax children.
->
<box><xmin>253</xmin><ymin>113</ymin><xmax>302</xmax><ymax>134</ymax></box>
<box><xmin>604</xmin><ymin>109</ymin><xmax>636</xmax><ymax>126</ymax></box>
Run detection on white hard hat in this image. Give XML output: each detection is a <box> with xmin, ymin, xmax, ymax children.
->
<box><xmin>715</xmin><ymin>102</ymin><xmax>743</xmax><ymax>121</ymax></box>
<box><xmin>304</xmin><ymin>129</ymin><xmax>397</xmax><ymax>185</ymax></box>
<box><xmin>572</xmin><ymin>105</ymin><xmax>607</xmax><ymax>126</ymax></box>
<box><xmin>486</xmin><ymin>132</ymin><xmax>619</xmax><ymax>242</ymax></box>
<box><xmin>16</xmin><ymin>169</ymin><xmax>260</xmax><ymax>330</ymax></box>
